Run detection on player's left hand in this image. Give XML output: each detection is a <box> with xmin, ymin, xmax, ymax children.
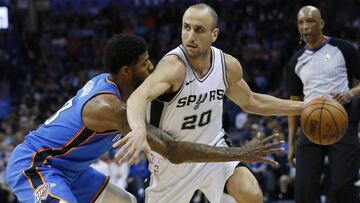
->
<box><xmin>330</xmin><ymin>91</ymin><xmax>354</xmax><ymax>105</ymax></box>
<box><xmin>239</xmin><ymin>132</ymin><xmax>285</xmax><ymax>167</ymax></box>
<box><xmin>113</xmin><ymin>129</ymin><xmax>152</xmax><ymax>166</ymax></box>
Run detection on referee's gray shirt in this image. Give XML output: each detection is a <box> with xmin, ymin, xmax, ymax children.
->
<box><xmin>288</xmin><ymin>37</ymin><xmax>360</xmax><ymax>102</ymax></box>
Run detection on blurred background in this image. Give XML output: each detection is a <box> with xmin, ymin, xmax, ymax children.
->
<box><xmin>0</xmin><ymin>0</ymin><xmax>359</xmax><ymax>202</ymax></box>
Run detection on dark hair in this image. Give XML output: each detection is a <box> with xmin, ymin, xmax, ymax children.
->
<box><xmin>103</xmin><ymin>34</ymin><xmax>148</xmax><ymax>73</ymax></box>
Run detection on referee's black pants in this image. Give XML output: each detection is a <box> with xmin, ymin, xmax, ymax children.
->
<box><xmin>295</xmin><ymin>121</ymin><xmax>360</xmax><ymax>203</ymax></box>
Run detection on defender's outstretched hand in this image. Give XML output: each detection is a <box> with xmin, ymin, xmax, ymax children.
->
<box><xmin>113</xmin><ymin>129</ymin><xmax>152</xmax><ymax>166</ymax></box>
<box><xmin>237</xmin><ymin>133</ymin><xmax>285</xmax><ymax>167</ymax></box>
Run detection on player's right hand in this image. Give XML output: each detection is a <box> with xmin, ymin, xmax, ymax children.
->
<box><xmin>113</xmin><ymin>128</ymin><xmax>152</xmax><ymax>166</ymax></box>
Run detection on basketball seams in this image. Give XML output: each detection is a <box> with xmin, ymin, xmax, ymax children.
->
<box><xmin>323</xmin><ymin>108</ymin><xmax>339</xmax><ymax>144</ymax></box>
<box><xmin>303</xmin><ymin>102</ymin><xmax>324</xmax><ymax>109</ymax></box>
<box><xmin>323</xmin><ymin>103</ymin><xmax>348</xmax><ymax>120</ymax></box>
<box><xmin>304</xmin><ymin>99</ymin><xmax>347</xmax><ymax>117</ymax></box>
<box><xmin>303</xmin><ymin>107</ymin><xmax>322</xmax><ymax>141</ymax></box>
<box><xmin>301</xmin><ymin>98</ymin><xmax>348</xmax><ymax>145</ymax></box>
<box><xmin>318</xmin><ymin>98</ymin><xmax>326</xmax><ymax>144</ymax></box>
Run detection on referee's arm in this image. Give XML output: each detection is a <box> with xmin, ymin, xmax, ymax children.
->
<box><xmin>330</xmin><ymin>40</ymin><xmax>360</xmax><ymax>103</ymax></box>
<box><xmin>287</xmin><ymin>56</ymin><xmax>304</xmax><ymax>167</ymax></box>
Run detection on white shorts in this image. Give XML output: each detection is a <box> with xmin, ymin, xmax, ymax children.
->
<box><xmin>145</xmin><ymin>135</ymin><xmax>239</xmax><ymax>203</ymax></box>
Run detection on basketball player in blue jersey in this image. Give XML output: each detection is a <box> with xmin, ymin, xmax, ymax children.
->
<box><xmin>6</xmin><ymin>34</ymin><xmax>285</xmax><ymax>203</ymax></box>
<box><xmin>122</xmin><ymin>3</ymin><xmax>305</xmax><ymax>203</ymax></box>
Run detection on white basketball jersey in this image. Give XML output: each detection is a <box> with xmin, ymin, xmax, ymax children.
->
<box><xmin>149</xmin><ymin>45</ymin><xmax>228</xmax><ymax>144</ymax></box>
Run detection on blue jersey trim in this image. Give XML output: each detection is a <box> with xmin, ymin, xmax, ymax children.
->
<box><xmin>23</xmin><ymin>127</ymin><xmax>96</xmax><ymax>191</ymax></box>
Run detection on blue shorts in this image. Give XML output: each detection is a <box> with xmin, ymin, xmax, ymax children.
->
<box><xmin>6</xmin><ymin>143</ymin><xmax>109</xmax><ymax>203</ymax></box>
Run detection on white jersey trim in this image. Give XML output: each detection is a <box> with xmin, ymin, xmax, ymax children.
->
<box><xmin>220</xmin><ymin>50</ymin><xmax>228</xmax><ymax>88</ymax></box>
<box><xmin>179</xmin><ymin>45</ymin><xmax>215</xmax><ymax>83</ymax></box>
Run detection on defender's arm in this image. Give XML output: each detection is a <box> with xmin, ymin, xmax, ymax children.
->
<box><xmin>82</xmin><ymin>94</ymin><xmax>283</xmax><ymax>166</ymax></box>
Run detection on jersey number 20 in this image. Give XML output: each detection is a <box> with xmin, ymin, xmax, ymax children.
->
<box><xmin>181</xmin><ymin>110</ymin><xmax>212</xmax><ymax>129</ymax></box>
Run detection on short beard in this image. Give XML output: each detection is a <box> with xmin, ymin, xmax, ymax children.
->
<box><xmin>185</xmin><ymin>48</ymin><xmax>203</xmax><ymax>59</ymax></box>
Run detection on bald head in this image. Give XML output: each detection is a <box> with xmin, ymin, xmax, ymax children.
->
<box><xmin>185</xmin><ymin>3</ymin><xmax>218</xmax><ymax>29</ymax></box>
<box><xmin>298</xmin><ymin>5</ymin><xmax>322</xmax><ymax>21</ymax></box>
<box><xmin>297</xmin><ymin>5</ymin><xmax>325</xmax><ymax>47</ymax></box>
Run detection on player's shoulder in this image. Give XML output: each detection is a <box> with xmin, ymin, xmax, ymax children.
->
<box><xmin>222</xmin><ymin>53</ymin><xmax>242</xmax><ymax>71</ymax></box>
<box><xmin>83</xmin><ymin>94</ymin><xmax>123</xmax><ymax>116</ymax></box>
<box><xmin>82</xmin><ymin>93</ymin><xmax>125</xmax><ymax>132</ymax></box>
<box><xmin>221</xmin><ymin>53</ymin><xmax>243</xmax><ymax>81</ymax></box>
<box><xmin>160</xmin><ymin>54</ymin><xmax>185</xmax><ymax>68</ymax></box>
<box><xmin>222</xmin><ymin>52</ymin><xmax>238</xmax><ymax>64</ymax></box>
<box><xmin>161</xmin><ymin>54</ymin><xmax>184</xmax><ymax>64</ymax></box>
<box><xmin>154</xmin><ymin>54</ymin><xmax>186</xmax><ymax>78</ymax></box>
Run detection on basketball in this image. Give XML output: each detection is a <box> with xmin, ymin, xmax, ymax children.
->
<box><xmin>300</xmin><ymin>97</ymin><xmax>348</xmax><ymax>145</ymax></box>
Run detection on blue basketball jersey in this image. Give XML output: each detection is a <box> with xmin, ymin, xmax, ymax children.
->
<box><xmin>23</xmin><ymin>73</ymin><xmax>123</xmax><ymax>172</ymax></box>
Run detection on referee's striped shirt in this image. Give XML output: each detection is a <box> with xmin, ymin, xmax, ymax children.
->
<box><xmin>287</xmin><ymin>37</ymin><xmax>360</xmax><ymax>121</ymax></box>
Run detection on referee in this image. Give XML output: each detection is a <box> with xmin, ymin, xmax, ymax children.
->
<box><xmin>287</xmin><ymin>6</ymin><xmax>360</xmax><ymax>203</ymax></box>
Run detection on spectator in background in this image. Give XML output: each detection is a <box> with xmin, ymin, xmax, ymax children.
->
<box><xmin>91</xmin><ymin>152</ymin><xmax>130</xmax><ymax>190</ymax></box>
<box><xmin>127</xmin><ymin>154</ymin><xmax>149</xmax><ymax>203</ymax></box>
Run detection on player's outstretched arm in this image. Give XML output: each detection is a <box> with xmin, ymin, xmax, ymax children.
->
<box><xmin>146</xmin><ymin>125</ymin><xmax>284</xmax><ymax>167</ymax></box>
<box><xmin>82</xmin><ymin>94</ymin><xmax>283</xmax><ymax>166</ymax></box>
<box><xmin>224</xmin><ymin>54</ymin><xmax>304</xmax><ymax>116</ymax></box>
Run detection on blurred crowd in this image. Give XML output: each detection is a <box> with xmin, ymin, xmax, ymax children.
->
<box><xmin>0</xmin><ymin>0</ymin><xmax>359</xmax><ymax>202</ymax></box>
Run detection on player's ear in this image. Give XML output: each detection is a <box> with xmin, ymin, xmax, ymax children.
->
<box><xmin>119</xmin><ymin>66</ymin><xmax>132</xmax><ymax>76</ymax></box>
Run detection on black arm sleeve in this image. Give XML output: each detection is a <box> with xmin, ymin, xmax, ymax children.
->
<box><xmin>287</xmin><ymin>48</ymin><xmax>305</xmax><ymax>96</ymax></box>
<box><xmin>329</xmin><ymin>38</ymin><xmax>360</xmax><ymax>85</ymax></box>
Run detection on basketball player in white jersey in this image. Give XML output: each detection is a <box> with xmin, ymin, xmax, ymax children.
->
<box><xmin>116</xmin><ymin>3</ymin><xmax>304</xmax><ymax>203</ymax></box>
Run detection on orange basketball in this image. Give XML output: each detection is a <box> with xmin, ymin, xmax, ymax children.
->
<box><xmin>300</xmin><ymin>97</ymin><xmax>348</xmax><ymax>145</ymax></box>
